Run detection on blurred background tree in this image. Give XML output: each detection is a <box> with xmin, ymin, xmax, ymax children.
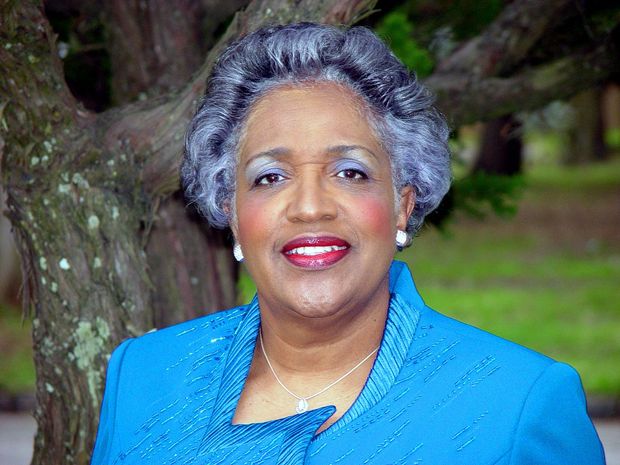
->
<box><xmin>1</xmin><ymin>0</ymin><xmax>619</xmax><ymax>463</ymax></box>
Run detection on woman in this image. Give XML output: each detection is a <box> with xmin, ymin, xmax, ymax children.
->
<box><xmin>91</xmin><ymin>23</ymin><xmax>604</xmax><ymax>464</ymax></box>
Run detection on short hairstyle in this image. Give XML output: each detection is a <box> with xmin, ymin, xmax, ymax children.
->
<box><xmin>182</xmin><ymin>22</ymin><xmax>451</xmax><ymax>235</ymax></box>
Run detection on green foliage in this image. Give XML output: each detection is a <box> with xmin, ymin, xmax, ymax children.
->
<box><xmin>605</xmin><ymin>128</ymin><xmax>620</xmax><ymax>150</ymax></box>
<box><xmin>375</xmin><ymin>11</ymin><xmax>434</xmax><ymax>77</ymax></box>
<box><xmin>436</xmin><ymin>0</ymin><xmax>503</xmax><ymax>40</ymax></box>
<box><xmin>377</xmin><ymin>0</ymin><xmax>502</xmax><ymax>53</ymax></box>
<box><xmin>237</xmin><ymin>268</ymin><xmax>257</xmax><ymax>306</ymax></box>
<box><xmin>452</xmin><ymin>173</ymin><xmax>525</xmax><ymax>220</ymax></box>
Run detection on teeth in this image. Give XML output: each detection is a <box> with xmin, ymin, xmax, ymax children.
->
<box><xmin>286</xmin><ymin>245</ymin><xmax>347</xmax><ymax>256</ymax></box>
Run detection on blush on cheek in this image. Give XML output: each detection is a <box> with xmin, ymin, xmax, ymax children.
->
<box><xmin>353</xmin><ymin>195</ymin><xmax>395</xmax><ymax>238</ymax></box>
<box><xmin>235</xmin><ymin>195</ymin><xmax>279</xmax><ymax>248</ymax></box>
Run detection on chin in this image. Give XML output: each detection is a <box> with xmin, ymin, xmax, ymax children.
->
<box><xmin>291</xmin><ymin>291</ymin><xmax>344</xmax><ymax>319</ymax></box>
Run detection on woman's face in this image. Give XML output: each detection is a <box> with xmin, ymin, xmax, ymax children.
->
<box><xmin>233</xmin><ymin>83</ymin><xmax>414</xmax><ymax>320</ymax></box>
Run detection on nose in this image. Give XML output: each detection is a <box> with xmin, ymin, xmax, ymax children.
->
<box><xmin>285</xmin><ymin>172</ymin><xmax>338</xmax><ymax>223</ymax></box>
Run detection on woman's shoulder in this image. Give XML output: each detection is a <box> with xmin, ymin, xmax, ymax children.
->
<box><xmin>118</xmin><ymin>304</ymin><xmax>248</xmax><ymax>359</ymax></box>
<box><xmin>104</xmin><ymin>304</ymin><xmax>250</xmax><ymax>406</ymax></box>
<box><xmin>413</xmin><ymin>307</ymin><xmax>604</xmax><ymax>463</ymax></box>
<box><xmin>418</xmin><ymin>304</ymin><xmax>554</xmax><ymax>368</ymax></box>
<box><xmin>93</xmin><ymin>306</ymin><xmax>250</xmax><ymax>463</ymax></box>
<box><xmin>92</xmin><ymin>304</ymin><xmax>252</xmax><ymax>463</ymax></box>
<box><xmin>356</xmin><ymin>302</ymin><xmax>604</xmax><ymax>464</ymax></box>
<box><xmin>397</xmin><ymin>302</ymin><xmax>575</xmax><ymax>423</ymax></box>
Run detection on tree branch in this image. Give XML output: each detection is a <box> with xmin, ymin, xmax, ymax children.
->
<box><xmin>436</xmin><ymin>0</ymin><xmax>575</xmax><ymax>77</ymax></box>
<box><xmin>428</xmin><ymin>40</ymin><xmax>619</xmax><ymax>127</ymax></box>
<box><xmin>0</xmin><ymin>0</ymin><xmax>91</xmax><ymax>178</ymax></box>
<box><xmin>428</xmin><ymin>0</ymin><xmax>620</xmax><ymax>126</ymax></box>
<box><xmin>101</xmin><ymin>0</ymin><xmax>377</xmax><ymax>198</ymax></box>
<box><xmin>101</xmin><ymin>0</ymin><xmax>619</xmax><ymax>199</ymax></box>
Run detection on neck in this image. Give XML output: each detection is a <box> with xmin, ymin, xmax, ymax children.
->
<box><xmin>256</xmin><ymin>278</ymin><xmax>390</xmax><ymax>376</ymax></box>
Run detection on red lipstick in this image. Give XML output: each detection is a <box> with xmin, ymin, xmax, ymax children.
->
<box><xmin>281</xmin><ymin>236</ymin><xmax>350</xmax><ymax>269</ymax></box>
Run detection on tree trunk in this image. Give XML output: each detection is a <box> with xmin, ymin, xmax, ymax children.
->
<box><xmin>146</xmin><ymin>194</ymin><xmax>238</xmax><ymax>328</ymax></box>
<box><xmin>565</xmin><ymin>87</ymin><xmax>607</xmax><ymax>164</ymax></box>
<box><xmin>103</xmin><ymin>0</ymin><xmax>205</xmax><ymax>104</ymax></box>
<box><xmin>602</xmin><ymin>84</ymin><xmax>620</xmax><ymax>136</ymax></box>
<box><xmin>473</xmin><ymin>114</ymin><xmax>523</xmax><ymax>175</ymax></box>
<box><xmin>102</xmin><ymin>0</ymin><xmax>239</xmax><ymax>327</ymax></box>
<box><xmin>0</xmin><ymin>188</ymin><xmax>20</xmax><ymax>304</ymax></box>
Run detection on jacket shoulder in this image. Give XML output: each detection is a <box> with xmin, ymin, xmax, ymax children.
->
<box><xmin>93</xmin><ymin>304</ymin><xmax>249</xmax><ymax>464</ymax></box>
<box><xmin>127</xmin><ymin>304</ymin><xmax>247</xmax><ymax>352</ymax></box>
<box><xmin>113</xmin><ymin>303</ymin><xmax>248</xmax><ymax>395</ymax></box>
<box><xmin>134</xmin><ymin>306</ymin><xmax>247</xmax><ymax>345</ymax></box>
<box><xmin>420</xmin><ymin>305</ymin><xmax>553</xmax><ymax>368</ymax></box>
<box><xmin>392</xmin><ymin>305</ymin><xmax>602</xmax><ymax>463</ymax></box>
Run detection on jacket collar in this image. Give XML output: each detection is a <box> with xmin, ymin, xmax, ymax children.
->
<box><xmin>389</xmin><ymin>259</ymin><xmax>426</xmax><ymax>310</ymax></box>
<box><xmin>199</xmin><ymin>261</ymin><xmax>423</xmax><ymax>463</ymax></box>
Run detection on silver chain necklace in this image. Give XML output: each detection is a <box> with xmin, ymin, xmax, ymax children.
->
<box><xmin>259</xmin><ymin>329</ymin><xmax>380</xmax><ymax>414</ymax></box>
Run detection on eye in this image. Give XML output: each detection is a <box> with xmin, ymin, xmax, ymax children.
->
<box><xmin>336</xmin><ymin>168</ymin><xmax>368</xmax><ymax>180</ymax></box>
<box><xmin>254</xmin><ymin>172</ymin><xmax>285</xmax><ymax>186</ymax></box>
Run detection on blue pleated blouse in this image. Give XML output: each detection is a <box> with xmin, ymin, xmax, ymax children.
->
<box><xmin>91</xmin><ymin>261</ymin><xmax>605</xmax><ymax>464</ymax></box>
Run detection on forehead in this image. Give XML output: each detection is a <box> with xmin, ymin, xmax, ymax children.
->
<box><xmin>238</xmin><ymin>82</ymin><xmax>385</xmax><ymax>162</ymax></box>
<box><xmin>249</xmin><ymin>81</ymin><xmax>367</xmax><ymax>116</ymax></box>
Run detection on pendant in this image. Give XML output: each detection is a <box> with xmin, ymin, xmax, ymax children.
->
<box><xmin>296</xmin><ymin>398</ymin><xmax>308</xmax><ymax>414</ymax></box>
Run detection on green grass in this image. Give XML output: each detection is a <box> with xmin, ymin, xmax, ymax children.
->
<box><xmin>398</xmin><ymin>230</ymin><xmax>620</xmax><ymax>395</ymax></box>
<box><xmin>0</xmin><ymin>304</ymin><xmax>35</xmax><ymax>394</ymax></box>
<box><xmin>526</xmin><ymin>155</ymin><xmax>620</xmax><ymax>190</ymax></box>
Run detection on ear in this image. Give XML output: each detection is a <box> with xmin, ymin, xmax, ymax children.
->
<box><xmin>396</xmin><ymin>185</ymin><xmax>415</xmax><ymax>231</ymax></box>
<box><xmin>223</xmin><ymin>200</ymin><xmax>239</xmax><ymax>240</ymax></box>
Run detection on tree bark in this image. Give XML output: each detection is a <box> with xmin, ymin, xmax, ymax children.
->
<box><xmin>427</xmin><ymin>0</ymin><xmax>620</xmax><ymax>125</ymax></box>
<box><xmin>103</xmin><ymin>0</ymin><xmax>206</xmax><ymax>104</ymax></box>
<box><xmin>473</xmin><ymin>114</ymin><xmax>523</xmax><ymax>175</ymax></box>
<box><xmin>428</xmin><ymin>41</ymin><xmax>618</xmax><ymax>126</ymax></box>
<box><xmin>102</xmin><ymin>0</ymin><xmax>240</xmax><ymax>328</ymax></box>
<box><xmin>436</xmin><ymin>0</ymin><xmax>575</xmax><ymax>77</ymax></box>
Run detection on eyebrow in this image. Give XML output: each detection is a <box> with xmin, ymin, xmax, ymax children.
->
<box><xmin>243</xmin><ymin>147</ymin><xmax>290</xmax><ymax>168</ymax></box>
<box><xmin>326</xmin><ymin>145</ymin><xmax>379</xmax><ymax>161</ymax></box>
<box><xmin>244</xmin><ymin>144</ymin><xmax>379</xmax><ymax>167</ymax></box>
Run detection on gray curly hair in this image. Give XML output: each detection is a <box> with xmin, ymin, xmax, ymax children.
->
<box><xmin>182</xmin><ymin>22</ymin><xmax>450</xmax><ymax>235</ymax></box>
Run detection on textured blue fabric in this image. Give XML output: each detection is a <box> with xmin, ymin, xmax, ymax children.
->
<box><xmin>91</xmin><ymin>261</ymin><xmax>605</xmax><ymax>464</ymax></box>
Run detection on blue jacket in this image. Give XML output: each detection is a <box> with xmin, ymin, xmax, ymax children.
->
<box><xmin>91</xmin><ymin>261</ymin><xmax>605</xmax><ymax>464</ymax></box>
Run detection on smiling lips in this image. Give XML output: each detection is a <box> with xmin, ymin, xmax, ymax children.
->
<box><xmin>281</xmin><ymin>236</ymin><xmax>350</xmax><ymax>268</ymax></box>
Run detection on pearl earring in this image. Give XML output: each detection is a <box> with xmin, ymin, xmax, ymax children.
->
<box><xmin>233</xmin><ymin>243</ymin><xmax>244</xmax><ymax>262</ymax></box>
<box><xmin>395</xmin><ymin>230</ymin><xmax>408</xmax><ymax>248</ymax></box>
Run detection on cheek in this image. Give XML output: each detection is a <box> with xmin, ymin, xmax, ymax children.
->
<box><xmin>350</xmin><ymin>194</ymin><xmax>395</xmax><ymax>240</ymax></box>
<box><xmin>236</xmin><ymin>195</ymin><xmax>277</xmax><ymax>245</ymax></box>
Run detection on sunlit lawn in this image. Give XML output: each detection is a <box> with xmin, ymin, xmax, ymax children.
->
<box><xmin>398</xmin><ymin>227</ymin><xmax>620</xmax><ymax>395</ymax></box>
<box><xmin>402</xmin><ymin>158</ymin><xmax>620</xmax><ymax>395</ymax></box>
